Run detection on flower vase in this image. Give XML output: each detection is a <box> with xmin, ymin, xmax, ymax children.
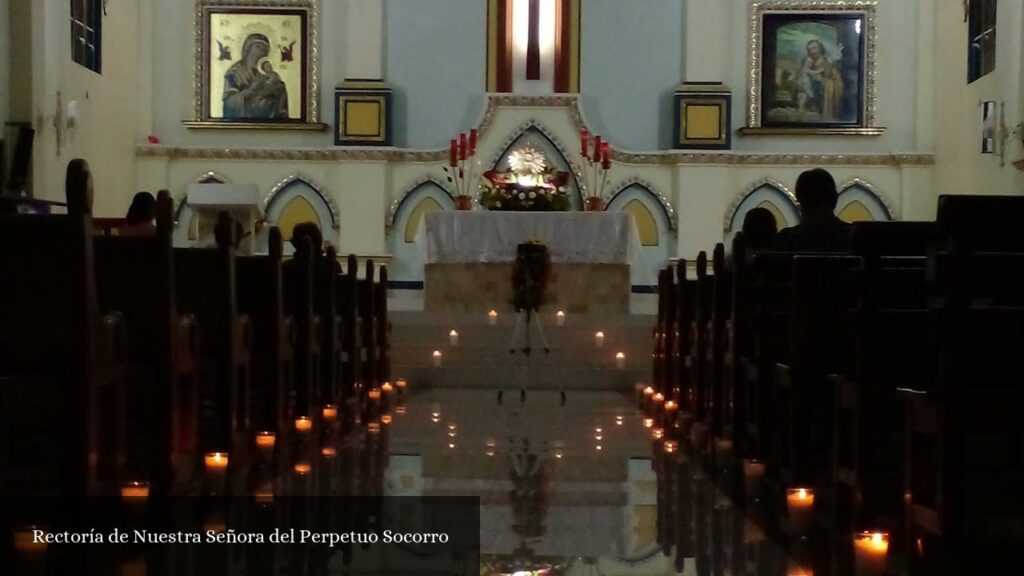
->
<box><xmin>455</xmin><ymin>195</ymin><xmax>473</xmax><ymax>211</ymax></box>
<box><xmin>585</xmin><ymin>197</ymin><xmax>604</xmax><ymax>212</ymax></box>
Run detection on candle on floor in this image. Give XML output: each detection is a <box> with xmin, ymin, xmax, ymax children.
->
<box><xmin>295</xmin><ymin>416</ymin><xmax>313</xmax><ymax>433</ymax></box>
<box><xmin>643</xmin><ymin>417</ymin><xmax>654</xmax><ymax>428</ymax></box>
<box><xmin>381</xmin><ymin>414</ymin><xmax>392</xmax><ymax>425</ymax></box>
<box><xmin>432</xmin><ymin>350</ymin><xmax>443</xmax><ymax>367</ymax></box>
<box><xmin>743</xmin><ymin>459</ymin><xmax>766</xmax><ymax>498</ymax></box>
<box><xmin>615</xmin><ymin>352</ymin><xmax>626</xmax><ymax>369</ymax></box>
<box><xmin>396</xmin><ymin>378</ymin><xmax>408</xmax><ymax>391</ymax></box>
<box><xmin>382</xmin><ymin>381</ymin><xmax>394</xmax><ymax>395</ymax></box>
<box><xmin>449</xmin><ymin>329</ymin><xmax>459</xmax><ymax>346</ymax></box>
<box><xmin>294</xmin><ymin>462</ymin><xmax>312</xmax><ymax>475</ymax></box>
<box><xmin>488</xmin><ymin>310</ymin><xmax>498</xmax><ymax>325</ymax></box>
<box><xmin>715</xmin><ymin>438</ymin><xmax>734</xmax><ymax>458</ymax></box>
<box><xmin>594</xmin><ymin>331</ymin><xmax>605</xmax><ymax>348</ymax></box>
<box><xmin>368</xmin><ymin>388</ymin><xmax>382</xmax><ymax>402</ymax></box>
<box><xmin>121</xmin><ymin>481</ymin><xmax>150</xmax><ymax>503</ymax></box>
<box><xmin>254</xmin><ymin>485</ymin><xmax>274</xmax><ymax>505</ymax></box>
<box><xmin>616</xmin><ymin>415</ymin><xmax>624</xmax><ymax>426</ymax></box>
<box><xmin>322</xmin><ymin>405</ymin><xmax>338</xmax><ymax>422</ymax></box>
<box><xmin>204</xmin><ymin>452</ymin><xmax>229</xmax><ymax>487</ymax></box>
<box><xmin>255</xmin><ymin>431</ymin><xmax>276</xmax><ymax>459</ymax></box>
<box><xmin>664</xmin><ymin>440</ymin><xmax>678</xmax><ymax>454</ymax></box>
<box><xmin>14</xmin><ymin>527</ymin><xmax>47</xmax><ymax>554</ymax></box>
<box><xmin>652</xmin><ymin>427</ymin><xmax>665</xmax><ymax>440</ymax></box>
<box><xmin>853</xmin><ymin>532</ymin><xmax>889</xmax><ymax>576</ymax></box>
<box><xmin>786</xmin><ymin>488</ymin><xmax>815</xmax><ymax>530</ymax></box>
<box><xmin>321</xmin><ymin>446</ymin><xmax>337</xmax><ymax>458</ymax></box>
<box><xmin>368</xmin><ymin>421</ymin><xmax>381</xmax><ymax>434</ymax></box>
<box><xmin>556</xmin><ymin>310</ymin><xmax>565</xmax><ymax>326</ymax></box>
<box><xmin>786</xmin><ymin>562</ymin><xmax>814</xmax><ymax>576</ymax></box>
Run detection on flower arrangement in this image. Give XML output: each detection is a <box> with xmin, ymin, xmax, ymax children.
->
<box><xmin>479</xmin><ymin>145</ymin><xmax>571</xmax><ymax>211</ymax></box>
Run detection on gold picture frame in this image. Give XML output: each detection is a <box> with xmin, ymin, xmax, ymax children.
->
<box><xmin>185</xmin><ymin>0</ymin><xmax>325</xmax><ymax>130</ymax></box>
<box><xmin>742</xmin><ymin>1</ymin><xmax>884</xmax><ymax>136</ymax></box>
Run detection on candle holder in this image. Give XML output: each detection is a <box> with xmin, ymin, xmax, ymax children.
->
<box><xmin>432</xmin><ymin>350</ymin><xmax>443</xmax><ymax>367</ymax></box>
<box><xmin>853</xmin><ymin>532</ymin><xmax>889</xmax><ymax>576</ymax></box>
<box><xmin>295</xmin><ymin>417</ymin><xmax>313</xmax><ymax>433</ymax></box>
<box><xmin>555</xmin><ymin>310</ymin><xmax>565</xmax><ymax>326</ymax></box>
<box><xmin>488</xmin><ymin>310</ymin><xmax>498</xmax><ymax>326</ymax></box>
<box><xmin>449</xmin><ymin>329</ymin><xmax>459</xmax><ymax>346</ymax></box>
<box><xmin>743</xmin><ymin>459</ymin><xmax>766</xmax><ymax>499</ymax></box>
<box><xmin>786</xmin><ymin>488</ymin><xmax>815</xmax><ymax>533</ymax></box>
<box><xmin>204</xmin><ymin>452</ymin><xmax>230</xmax><ymax>494</ymax></box>
<box><xmin>121</xmin><ymin>481</ymin><xmax>150</xmax><ymax>503</ymax></box>
<box><xmin>615</xmin><ymin>352</ymin><xmax>626</xmax><ymax>369</ymax></box>
<box><xmin>322</xmin><ymin>405</ymin><xmax>338</xmax><ymax>422</ymax></box>
<box><xmin>255</xmin><ymin>431</ymin><xmax>276</xmax><ymax>462</ymax></box>
<box><xmin>594</xmin><ymin>331</ymin><xmax>605</xmax><ymax>348</ymax></box>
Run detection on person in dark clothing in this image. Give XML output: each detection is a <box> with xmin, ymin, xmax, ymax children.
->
<box><xmin>741</xmin><ymin>206</ymin><xmax>778</xmax><ymax>251</ymax></box>
<box><xmin>291</xmin><ymin>221</ymin><xmax>324</xmax><ymax>256</ymax></box>
<box><xmin>776</xmin><ymin>168</ymin><xmax>852</xmax><ymax>252</ymax></box>
<box><xmin>120</xmin><ymin>191</ymin><xmax>157</xmax><ymax>236</ymax></box>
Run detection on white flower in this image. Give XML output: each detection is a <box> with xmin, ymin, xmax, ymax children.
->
<box><xmin>518</xmin><ymin>193</ymin><xmax>526</xmax><ymax>200</ymax></box>
<box><xmin>495</xmin><ymin>201</ymin><xmax>502</xmax><ymax>208</ymax></box>
<box><xmin>528</xmin><ymin>191</ymin><xmax>536</xmax><ymax>199</ymax></box>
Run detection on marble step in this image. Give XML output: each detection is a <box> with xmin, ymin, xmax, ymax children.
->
<box><xmin>390</xmin><ymin>365</ymin><xmax>649</xmax><ymax>390</ymax></box>
<box><xmin>391</xmin><ymin>344</ymin><xmax>649</xmax><ymax>369</ymax></box>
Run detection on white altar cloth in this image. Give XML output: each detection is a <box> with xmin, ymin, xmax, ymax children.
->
<box><xmin>423</xmin><ymin>211</ymin><xmax>639</xmax><ymax>264</ymax></box>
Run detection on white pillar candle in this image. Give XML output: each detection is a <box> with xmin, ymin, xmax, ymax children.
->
<box><xmin>432</xmin><ymin>350</ymin><xmax>443</xmax><ymax>367</ymax></box>
<box><xmin>488</xmin><ymin>310</ymin><xmax>498</xmax><ymax>325</ymax></box>
<box><xmin>615</xmin><ymin>352</ymin><xmax>626</xmax><ymax>369</ymax></box>
<box><xmin>595</xmin><ymin>331</ymin><xmax>605</xmax><ymax>348</ymax></box>
<box><xmin>449</xmin><ymin>329</ymin><xmax>459</xmax><ymax>346</ymax></box>
<box><xmin>556</xmin><ymin>310</ymin><xmax>565</xmax><ymax>326</ymax></box>
<box><xmin>853</xmin><ymin>532</ymin><xmax>889</xmax><ymax>576</ymax></box>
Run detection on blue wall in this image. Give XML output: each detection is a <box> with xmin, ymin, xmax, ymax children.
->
<box><xmin>385</xmin><ymin>0</ymin><xmax>488</xmax><ymax>149</ymax></box>
<box><xmin>580</xmin><ymin>0</ymin><xmax>685</xmax><ymax>151</ymax></box>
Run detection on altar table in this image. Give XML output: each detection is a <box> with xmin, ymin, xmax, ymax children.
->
<box><xmin>421</xmin><ymin>212</ymin><xmax>637</xmax><ymax>313</ymax></box>
<box><xmin>423</xmin><ymin>211</ymin><xmax>639</xmax><ymax>264</ymax></box>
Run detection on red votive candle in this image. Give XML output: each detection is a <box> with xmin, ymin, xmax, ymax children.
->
<box><xmin>449</xmin><ymin>139</ymin><xmax>458</xmax><ymax>167</ymax></box>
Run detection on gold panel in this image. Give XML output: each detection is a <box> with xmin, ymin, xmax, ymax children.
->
<box><xmin>838</xmin><ymin>200</ymin><xmax>873</xmax><ymax>223</ymax></box>
<box><xmin>631</xmin><ymin>505</ymin><xmax>657</xmax><ymax>553</ymax></box>
<box><xmin>277</xmin><ymin>196</ymin><xmax>321</xmax><ymax>240</ymax></box>
<box><xmin>344</xmin><ymin>100</ymin><xmax>383</xmax><ymax>137</ymax></box>
<box><xmin>756</xmin><ymin>200</ymin><xmax>788</xmax><ymax>230</ymax></box>
<box><xmin>404</xmin><ymin>197</ymin><xmax>444</xmax><ymax>243</ymax></box>
<box><xmin>623</xmin><ymin>199</ymin><xmax>659</xmax><ymax>247</ymax></box>
<box><xmin>685</xmin><ymin>104</ymin><xmax>723</xmax><ymax>140</ymax></box>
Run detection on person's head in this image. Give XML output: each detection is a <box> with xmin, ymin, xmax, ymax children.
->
<box><xmin>742</xmin><ymin>207</ymin><xmax>778</xmax><ymax>250</ymax></box>
<box><xmin>795</xmin><ymin>168</ymin><xmax>839</xmax><ymax>225</ymax></box>
<box><xmin>807</xmin><ymin>40</ymin><xmax>825</xmax><ymax>59</ymax></box>
<box><xmin>291</xmin><ymin>222</ymin><xmax>323</xmax><ymax>255</ymax></box>
<box><xmin>242</xmin><ymin>34</ymin><xmax>271</xmax><ymax>64</ymax></box>
<box><xmin>126</xmin><ymin>192</ymin><xmax>156</xmax><ymax>223</ymax></box>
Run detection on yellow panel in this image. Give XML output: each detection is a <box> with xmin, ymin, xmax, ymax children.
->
<box><xmin>404</xmin><ymin>197</ymin><xmax>444</xmax><ymax>243</ymax></box>
<box><xmin>344</xmin><ymin>100</ymin><xmax>382</xmax><ymax>137</ymax></box>
<box><xmin>631</xmin><ymin>505</ymin><xmax>657</xmax><ymax>553</ymax></box>
<box><xmin>756</xmin><ymin>200</ymin><xmax>788</xmax><ymax>231</ymax></box>
<box><xmin>685</xmin><ymin>104</ymin><xmax>722</xmax><ymax>140</ymax></box>
<box><xmin>623</xmin><ymin>199</ymin><xmax>659</xmax><ymax>247</ymax></box>
<box><xmin>838</xmin><ymin>200</ymin><xmax>873</xmax><ymax>223</ymax></box>
<box><xmin>277</xmin><ymin>196</ymin><xmax>321</xmax><ymax>240</ymax></box>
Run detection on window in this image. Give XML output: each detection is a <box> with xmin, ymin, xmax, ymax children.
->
<box><xmin>968</xmin><ymin>0</ymin><xmax>996</xmax><ymax>83</ymax></box>
<box><xmin>71</xmin><ymin>0</ymin><xmax>102</xmax><ymax>73</ymax></box>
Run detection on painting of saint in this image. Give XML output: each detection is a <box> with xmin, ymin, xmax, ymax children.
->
<box><xmin>759</xmin><ymin>14</ymin><xmax>867</xmax><ymax>128</ymax></box>
<box><xmin>199</xmin><ymin>6</ymin><xmax>310</xmax><ymax>125</ymax></box>
<box><xmin>222</xmin><ymin>34</ymin><xmax>289</xmax><ymax>119</ymax></box>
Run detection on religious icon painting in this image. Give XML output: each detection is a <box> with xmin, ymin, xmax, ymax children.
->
<box><xmin>744</xmin><ymin>1</ymin><xmax>884</xmax><ymax>136</ymax></box>
<box><xmin>186</xmin><ymin>0</ymin><xmax>324</xmax><ymax>130</ymax></box>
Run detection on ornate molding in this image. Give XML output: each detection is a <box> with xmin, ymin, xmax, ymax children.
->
<box><xmin>386</xmin><ymin>177</ymin><xmax>453</xmax><ymax>230</ymax></box>
<box><xmin>264</xmin><ymin>173</ymin><xmax>339</xmax><ymax>228</ymax></box>
<box><xmin>137</xmin><ymin>145</ymin><xmax>933</xmax><ymax>168</ymax></box>
<box><xmin>723</xmin><ymin>177</ymin><xmax>798</xmax><ymax>231</ymax></box>
<box><xmin>838</xmin><ymin>177</ymin><xmax>898</xmax><ymax>219</ymax></box>
<box><xmin>606</xmin><ymin>177</ymin><xmax>678</xmax><ymax>231</ymax></box>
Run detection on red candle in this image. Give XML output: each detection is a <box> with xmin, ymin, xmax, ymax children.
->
<box><xmin>592</xmin><ymin>135</ymin><xmax>602</xmax><ymax>162</ymax></box>
<box><xmin>449</xmin><ymin>139</ymin><xmax>458</xmax><ymax>167</ymax></box>
<box><xmin>602</xmin><ymin>143</ymin><xmax>611</xmax><ymax>170</ymax></box>
<box><xmin>459</xmin><ymin>133</ymin><xmax>468</xmax><ymax>160</ymax></box>
<box><xmin>469</xmin><ymin>129</ymin><xmax>478</xmax><ymax>155</ymax></box>
<box><xmin>580</xmin><ymin>130</ymin><xmax>590</xmax><ymax>156</ymax></box>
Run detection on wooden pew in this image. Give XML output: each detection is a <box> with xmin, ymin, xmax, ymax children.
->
<box><xmin>235</xmin><ymin>227</ymin><xmax>294</xmax><ymax>473</ymax></box>
<box><xmin>174</xmin><ymin>217</ymin><xmax>252</xmax><ymax>467</ymax></box>
<box><xmin>358</xmin><ymin>260</ymin><xmax>379</xmax><ymax>393</ymax></box>
<box><xmin>691</xmin><ymin>252</ymin><xmax>712</xmax><ymax>446</ymax></box>
<box><xmin>93</xmin><ymin>190</ymin><xmax>201</xmax><ymax>494</ymax></box>
<box><xmin>376</xmin><ymin>265</ymin><xmax>392</xmax><ymax>386</ymax></box>
<box><xmin>314</xmin><ymin>247</ymin><xmax>342</xmax><ymax>410</ymax></box>
<box><xmin>708</xmin><ymin>244</ymin><xmax>732</xmax><ymax>444</ymax></box>
<box><xmin>283</xmin><ymin>236</ymin><xmax>320</xmax><ymax>424</ymax></box>
<box><xmin>0</xmin><ymin>159</ymin><xmax>116</xmax><ymax>497</ymax></box>
<box><xmin>674</xmin><ymin>260</ymin><xmax>697</xmax><ymax>419</ymax></box>
<box><xmin>338</xmin><ymin>254</ymin><xmax>360</xmax><ymax>401</ymax></box>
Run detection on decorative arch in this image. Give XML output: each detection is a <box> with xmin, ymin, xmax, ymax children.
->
<box><xmin>606</xmin><ymin>178</ymin><xmax>677</xmax><ymax>231</ymax></box>
<box><xmin>488</xmin><ymin>121</ymin><xmax>584</xmax><ymax>208</ymax></box>
<box><xmin>387</xmin><ymin>179</ymin><xmax>456</xmax><ymax>243</ymax></box>
<box><xmin>725</xmin><ymin>178</ymin><xmax>800</xmax><ymax>233</ymax></box>
<box><xmin>263</xmin><ymin>175</ymin><xmax>338</xmax><ymax>241</ymax></box>
<box><xmin>837</xmin><ymin>178</ymin><xmax>895</xmax><ymax>222</ymax></box>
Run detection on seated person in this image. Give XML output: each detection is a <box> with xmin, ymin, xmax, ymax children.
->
<box><xmin>119</xmin><ymin>192</ymin><xmax>157</xmax><ymax>236</ymax></box>
<box><xmin>291</xmin><ymin>221</ymin><xmax>342</xmax><ymax>273</ymax></box>
<box><xmin>776</xmin><ymin>168</ymin><xmax>852</xmax><ymax>253</ymax></box>
<box><xmin>741</xmin><ymin>207</ymin><xmax>778</xmax><ymax>251</ymax></box>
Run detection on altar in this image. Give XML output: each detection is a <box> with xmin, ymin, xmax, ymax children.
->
<box><xmin>421</xmin><ymin>212</ymin><xmax>639</xmax><ymax>313</ymax></box>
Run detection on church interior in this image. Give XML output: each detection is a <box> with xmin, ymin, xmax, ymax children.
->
<box><xmin>1</xmin><ymin>0</ymin><xmax>1023</xmax><ymax>574</ymax></box>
